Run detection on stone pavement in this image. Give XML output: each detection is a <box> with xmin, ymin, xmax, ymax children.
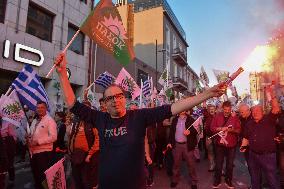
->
<box><xmin>10</xmin><ymin>151</ymin><xmax>251</xmax><ymax>189</ymax></box>
<box><xmin>150</xmin><ymin>151</ymin><xmax>250</xmax><ymax>189</ymax></box>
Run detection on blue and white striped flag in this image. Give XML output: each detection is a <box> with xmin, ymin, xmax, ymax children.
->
<box><xmin>142</xmin><ymin>79</ymin><xmax>151</xmax><ymax>97</ymax></box>
<box><xmin>94</xmin><ymin>71</ymin><xmax>115</xmax><ymax>88</ymax></box>
<box><xmin>11</xmin><ymin>65</ymin><xmax>50</xmax><ymax>112</ymax></box>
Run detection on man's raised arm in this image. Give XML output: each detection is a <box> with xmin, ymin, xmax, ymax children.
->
<box><xmin>171</xmin><ymin>84</ymin><xmax>225</xmax><ymax>115</ymax></box>
<box><xmin>54</xmin><ymin>53</ymin><xmax>76</xmax><ymax>108</ymax></box>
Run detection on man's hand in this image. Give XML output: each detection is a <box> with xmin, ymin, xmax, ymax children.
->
<box><xmin>208</xmin><ymin>82</ymin><xmax>227</xmax><ymax>98</ymax></box>
<box><xmin>239</xmin><ymin>146</ymin><xmax>248</xmax><ymax>153</ymax></box>
<box><xmin>54</xmin><ymin>53</ymin><xmax>67</xmax><ymax>75</ymax></box>
<box><xmin>167</xmin><ymin>144</ymin><xmax>172</xmax><ymax>149</ymax></box>
<box><xmin>227</xmin><ymin>125</ymin><xmax>234</xmax><ymax>132</ymax></box>
<box><xmin>219</xmin><ymin>127</ymin><xmax>228</xmax><ymax>132</ymax></box>
<box><xmin>85</xmin><ymin>154</ymin><xmax>92</xmax><ymax>163</ymax></box>
<box><xmin>183</xmin><ymin>130</ymin><xmax>190</xmax><ymax>136</ymax></box>
<box><xmin>274</xmin><ymin>137</ymin><xmax>281</xmax><ymax>143</ymax></box>
<box><xmin>146</xmin><ymin>155</ymin><xmax>152</xmax><ymax>165</ymax></box>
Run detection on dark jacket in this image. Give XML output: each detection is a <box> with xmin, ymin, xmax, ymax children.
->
<box><xmin>0</xmin><ymin>118</ymin><xmax>8</xmax><ymax>173</ymax></box>
<box><xmin>276</xmin><ymin>110</ymin><xmax>284</xmax><ymax>151</ymax></box>
<box><xmin>168</xmin><ymin>115</ymin><xmax>197</xmax><ymax>151</ymax></box>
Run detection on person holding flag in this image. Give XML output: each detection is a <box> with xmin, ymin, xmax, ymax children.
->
<box><xmin>210</xmin><ymin>101</ymin><xmax>241</xmax><ymax>189</ymax></box>
<box><xmin>167</xmin><ymin>109</ymin><xmax>198</xmax><ymax>189</ymax></box>
<box><xmin>54</xmin><ymin>46</ymin><xmax>226</xmax><ymax>189</ymax></box>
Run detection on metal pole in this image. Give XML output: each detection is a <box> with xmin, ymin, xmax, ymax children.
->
<box><xmin>155</xmin><ymin>39</ymin><xmax>158</xmax><ymax>89</ymax></box>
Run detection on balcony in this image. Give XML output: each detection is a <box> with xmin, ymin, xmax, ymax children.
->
<box><xmin>172</xmin><ymin>48</ymin><xmax>187</xmax><ymax>66</ymax></box>
<box><xmin>173</xmin><ymin>76</ymin><xmax>188</xmax><ymax>91</ymax></box>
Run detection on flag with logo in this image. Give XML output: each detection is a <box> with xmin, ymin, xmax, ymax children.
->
<box><xmin>200</xmin><ymin>66</ymin><xmax>209</xmax><ymax>86</ymax></box>
<box><xmin>115</xmin><ymin>68</ymin><xmax>141</xmax><ymax>100</ymax></box>
<box><xmin>193</xmin><ymin>116</ymin><xmax>204</xmax><ymax>139</ymax></box>
<box><xmin>94</xmin><ymin>71</ymin><xmax>115</xmax><ymax>88</ymax></box>
<box><xmin>87</xmin><ymin>89</ymin><xmax>99</xmax><ymax>110</ymax></box>
<box><xmin>212</xmin><ymin>69</ymin><xmax>230</xmax><ymax>83</ymax></box>
<box><xmin>45</xmin><ymin>158</ymin><xmax>66</xmax><ymax>189</ymax></box>
<box><xmin>80</xmin><ymin>0</ymin><xmax>135</xmax><ymax>66</ymax></box>
<box><xmin>11</xmin><ymin>65</ymin><xmax>50</xmax><ymax>112</ymax></box>
<box><xmin>0</xmin><ymin>91</ymin><xmax>25</xmax><ymax>127</ymax></box>
<box><xmin>158</xmin><ymin>68</ymin><xmax>173</xmax><ymax>89</ymax></box>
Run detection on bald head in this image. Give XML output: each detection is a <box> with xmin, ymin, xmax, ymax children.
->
<box><xmin>238</xmin><ymin>104</ymin><xmax>251</xmax><ymax>119</ymax></box>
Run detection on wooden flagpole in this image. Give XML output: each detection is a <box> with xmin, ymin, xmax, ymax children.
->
<box><xmin>46</xmin><ymin>29</ymin><xmax>81</xmax><ymax>78</ymax></box>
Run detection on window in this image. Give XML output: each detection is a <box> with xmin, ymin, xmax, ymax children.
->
<box><xmin>173</xmin><ymin>63</ymin><xmax>177</xmax><ymax>77</ymax></box>
<box><xmin>80</xmin><ymin>0</ymin><xmax>87</xmax><ymax>3</ymax></box>
<box><xmin>165</xmin><ymin>25</ymin><xmax>170</xmax><ymax>52</ymax></box>
<box><xmin>0</xmin><ymin>0</ymin><xmax>7</xmax><ymax>23</ymax></box>
<box><xmin>26</xmin><ymin>3</ymin><xmax>53</xmax><ymax>42</ymax></box>
<box><xmin>68</xmin><ymin>24</ymin><xmax>84</xmax><ymax>55</ymax></box>
<box><xmin>173</xmin><ymin>35</ymin><xmax>177</xmax><ymax>50</ymax></box>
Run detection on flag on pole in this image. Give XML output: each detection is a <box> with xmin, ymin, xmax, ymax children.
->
<box><xmin>212</xmin><ymin>69</ymin><xmax>230</xmax><ymax>83</ymax></box>
<box><xmin>115</xmin><ymin>68</ymin><xmax>141</xmax><ymax>100</ymax></box>
<box><xmin>158</xmin><ymin>67</ymin><xmax>173</xmax><ymax>89</ymax></box>
<box><xmin>139</xmin><ymin>79</ymin><xmax>143</xmax><ymax>108</ymax></box>
<box><xmin>0</xmin><ymin>91</ymin><xmax>25</xmax><ymax>127</ymax></box>
<box><xmin>11</xmin><ymin>64</ymin><xmax>50</xmax><ymax>112</ymax></box>
<box><xmin>94</xmin><ymin>71</ymin><xmax>115</xmax><ymax>88</ymax></box>
<box><xmin>192</xmin><ymin>116</ymin><xmax>203</xmax><ymax>138</ymax></box>
<box><xmin>200</xmin><ymin>66</ymin><xmax>209</xmax><ymax>86</ymax></box>
<box><xmin>45</xmin><ymin>158</ymin><xmax>66</xmax><ymax>189</ymax></box>
<box><xmin>80</xmin><ymin>0</ymin><xmax>135</xmax><ymax>66</ymax></box>
<box><xmin>142</xmin><ymin>79</ymin><xmax>151</xmax><ymax>97</ymax></box>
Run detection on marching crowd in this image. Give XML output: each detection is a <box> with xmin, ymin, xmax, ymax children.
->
<box><xmin>0</xmin><ymin>53</ymin><xmax>284</xmax><ymax>189</ymax></box>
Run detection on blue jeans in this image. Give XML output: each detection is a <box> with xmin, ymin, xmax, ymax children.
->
<box><xmin>214</xmin><ymin>145</ymin><xmax>236</xmax><ymax>183</ymax></box>
<box><xmin>249</xmin><ymin>151</ymin><xmax>280</xmax><ymax>189</ymax></box>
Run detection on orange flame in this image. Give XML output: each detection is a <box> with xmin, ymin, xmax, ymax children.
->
<box><xmin>242</xmin><ymin>44</ymin><xmax>279</xmax><ymax>72</ymax></box>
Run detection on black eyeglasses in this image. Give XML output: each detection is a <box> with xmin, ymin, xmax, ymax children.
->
<box><xmin>104</xmin><ymin>93</ymin><xmax>125</xmax><ymax>103</ymax></box>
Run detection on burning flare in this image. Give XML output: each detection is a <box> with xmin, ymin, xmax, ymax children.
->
<box><xmin>242</xmin><ymin>44</ymin><xmax>279</xmax><ymax>72</ymax></box>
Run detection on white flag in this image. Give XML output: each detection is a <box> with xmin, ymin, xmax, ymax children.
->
<box><xmin>0</xmin><ymin>91</ymin><xmax>25</xmax><ymax>127</ymax></box>
<box><xmin>45</xmin><ymin>158</ymin><xmax>66</xmax><ymax>189</ymax></box>
<box><xmin>115</xmin><ymin>68</ymin><xmax>141</xmax><ymax>100</ymax></box>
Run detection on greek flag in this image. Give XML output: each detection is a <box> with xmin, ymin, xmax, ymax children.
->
<box><xmin>11</xmin><ymin>65</ymin><xmax>50</xmax><ymax>112</ymax></box>
<box><xmin>142</xmin><ymin>79</ymin><xmax>151</xmax><ymax>97</ymax></box>
<box><xmin>94</xmin><ymin>71</ymin><xmax>115</xmax><ymax>88</ymax></box>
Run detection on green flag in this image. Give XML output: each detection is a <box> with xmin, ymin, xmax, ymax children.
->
<box><xmin>80</xmin><ymin>0</ymin><xmax>135</xmax><ymax>66</ymax></box>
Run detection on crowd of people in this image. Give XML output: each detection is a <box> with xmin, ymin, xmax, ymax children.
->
<box><xmin>0</xmin><ymin>52</ymin><xmax>284</xmax><ymax>189</ymax></box>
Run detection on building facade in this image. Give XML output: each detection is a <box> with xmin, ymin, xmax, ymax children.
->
<box><xmin>0</xmin><ymin>0</ymin><xmax>92</xmax><ymax>113</ymax></box>
<box><xmin>93</xmin><ymin>0</ymin><xmax>198</xmax><ymax>98</ymax></box>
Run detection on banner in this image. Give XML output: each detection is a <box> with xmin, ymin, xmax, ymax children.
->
<box><xmin>158</xmin><ymin>67</ymin><xmax>173</xmax><ymax>89</ymax></box>
<box><xmin>45</xmin><ymin>158</ymin><xmax>66</xmax><ymax>189</ymax></box>
<box><xmin>115</xmin><ymin>68</ymin><xmax>141</xmax><ymax>100</ymax></box>
<box><xmin>212</xmin><ymin>69</ymin><xmax>230</xmax><ymax>83</ymax></box>
<box><xmin>0</xmin><ymin>91</ymin><xmax>25</xmax><ymax>127</ymax></box>
<box><xmin>200</xmin><ymin>66</ymin><xmax>209</xmax><ymax>86</ymax></box>
<box><xmin>80</xmin><ymin>0</ymin><xmax>135</xmax><ymax>66</ymax></box>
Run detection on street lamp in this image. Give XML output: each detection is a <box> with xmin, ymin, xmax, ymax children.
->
<box><xmin>155</xmin><ymin>39</ymin><xmax>166</xmax><ymax>88</ymax></box>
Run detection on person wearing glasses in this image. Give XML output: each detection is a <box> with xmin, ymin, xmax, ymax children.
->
<box><xmin>54</xmin><ymin>53</ymin><xmax>225</xmax><ymax>189</ymax></box>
